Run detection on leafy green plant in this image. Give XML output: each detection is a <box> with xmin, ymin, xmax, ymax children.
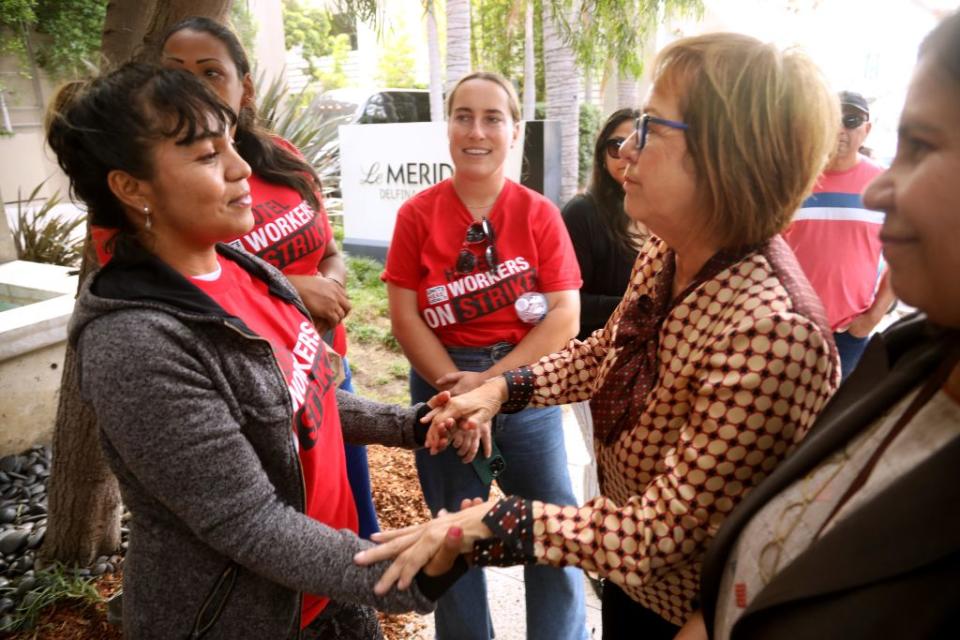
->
<box><xmin>0</xmin><ymin>0</ymin><xmax>36</xmax><ymax>63</ymax></box>
<box><xmin>1</xmin><ymin>563</ymin><xmax>102</xmax><ymax>632</ymax></box>
<box><xmin>343</xmin><ymin>255</ymin><xmax>401</xmax><ymax>351</ymax></box>
<box><xmin>388</xmin><ymin>360</ymin><xmax>408</xmax><ymax>380</ymax></box>
<box><xmin>255</xmin><ymin>71</ymin><xmax>351</xmax><ymax>211</ymax></box>
<box><xmin>315</xmin><ymin>32</ymin><xmax>350</xmax><ymax>89</ymax></box>
<box><xmin>346</xmin><ymin>255</ymin><xmax>385</xmax><ymax>290</ymax></box>
<box><xmin>0</xmin><ymin>0</ymin><xmax>107</xmax><ymax>80</ymax></box>
<box><xmin>344</xmin><ymin>255</ymin><xmax>389</xmax><ymax>322</ymax></box>
<box><xmin>283</xmin><ymin>0</ymin><xmax>332</xmax><ymax>59</ymax></box>
<box><xmin>375</xmin><ymin>20</ymin><xmax>418</xmax><ymax>88</ymax></box>
<box><xmin>578</xmin><ymin>102</ymin><xmax>602</xmax><ymax>189</ymax></box>
<box><xmin>12</xmin><ymin>182</ymin><xmax>84</xmax><ymax>267</ymax></box>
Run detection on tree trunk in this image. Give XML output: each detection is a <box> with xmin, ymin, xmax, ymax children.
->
<box><xmin>41</xmin><ymin>0</ymin><xmax>234</xmax><ymax>568</ymax></box>
<box><xmin>424</xmin><ymin>1</ymin><xmax>444</xmax><ymax>122</ymax></box>
<box><xmin>100</xmin><ymin>0</ymin><xmax>157</xmax><ymax>69</ymax></box>
<box><xmin>542</xmin><ymin>1</ymin><xmax>581</xmax><ymax>203</ymax></box>
<box><xmin>445</xmin><ymin>0</ymin><xmax>471</xmax><ymax>92</ymax></box>
<box><xmin>135</xmin><ymin>0</ymin><xmax>233</xmax><ymax>62</ymax></box>
<box><xmin>522</xmin><ymin>0</ymin><xmax>535</xmax><ymax>121</ymax></box>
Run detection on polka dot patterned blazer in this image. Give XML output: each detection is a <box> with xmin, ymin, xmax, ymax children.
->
<box><xmin>473</xmin><ymin>235</ymin><xmax>840</xmax><ymax>626</ymax></box>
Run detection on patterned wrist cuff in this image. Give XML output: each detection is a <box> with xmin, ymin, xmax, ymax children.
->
<box><xmin>500</xmin><ymin>367</ymin><xmax>535</xmax><ymax>414</ymax></box>
<box><xmin>471</xmin><ymin>496</ymin><xmax>535</xmax><ymax>567</ymax></box>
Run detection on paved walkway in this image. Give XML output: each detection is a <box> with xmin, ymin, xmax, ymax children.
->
<box><xmin>409</xmin><ymin>405</ymin><xmax>603</xmax><ymax>638</ymax></box>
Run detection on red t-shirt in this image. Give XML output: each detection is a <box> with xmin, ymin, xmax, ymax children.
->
<box><xmin>92</xmin><ymin>137</ymin><xmax>348</xmax><ymax>356</ymax></box>
<box><xmin>192</xmin><ymin>256</ymin><xmax>357</xmax><ymax>627</ymax></box>
<box><xmin>382</xmin><ymin>179</ymin><xmax>582</xmax><ymax>347</ymax></box>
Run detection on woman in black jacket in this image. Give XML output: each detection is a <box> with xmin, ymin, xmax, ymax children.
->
<box><xmin>561</xmin><ymin>108</ymin><xmax>644</xmax><ymax>342</ymax></box>
<box><xmin>50</xmin><ymin>62</ymin><xmax>462</xmax><ymax>640</ymax></box>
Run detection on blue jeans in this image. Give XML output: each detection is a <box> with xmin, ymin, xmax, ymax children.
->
<box><xmin>340</xmin><ymin>358</ymin><xmax>380</xmax><ymax>539</ymax></box>
<box><xmin>410</xmin><ymin>343</ymin><xmax>588</xmax><ymax>640</ymax></box>
<box><xmin>834</xmin><ymin>331</ymin><xmax>870</xmax><ymax>381</ymax></box>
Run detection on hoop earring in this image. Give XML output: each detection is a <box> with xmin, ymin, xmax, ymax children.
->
<box><xmin>143</xmin><ymin>205</ymin><xmax>152</xmax><ymax>231</ymax></box>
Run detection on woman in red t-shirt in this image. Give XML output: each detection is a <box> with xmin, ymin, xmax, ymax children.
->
<box><xmin>156</xmin><ymin>17</ymin><xmax>381</xmax><ymax>541</ymax></box>
<box><xmin>382</xmin><ymin>72</ymin><xmax>588</xmax><ymax>640</ymax></box>
<box><xmin>53</xmin><ymin>62</ymin><xmax>463</xmax><ymax>640</ymax></box>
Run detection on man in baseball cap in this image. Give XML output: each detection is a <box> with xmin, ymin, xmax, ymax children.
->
<box><xmin>783</xmin><ymin>90</ymin><xmax>894</xmax><ymax>379</ymax></box>
<box><xmin>837</xmin><ymin>91</ymin><xmax>871</xmax><ymax>161</ymax></box>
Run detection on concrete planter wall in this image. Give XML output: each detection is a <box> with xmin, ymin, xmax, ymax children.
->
<box><xmin>0</xmin><ymin>260</ymin><xmax>77</xmax><ymax>456</ymax></box>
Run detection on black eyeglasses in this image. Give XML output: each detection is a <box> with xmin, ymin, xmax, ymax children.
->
<box><xmin>622</xmin><ymin>114</ymin><xmax>689</xmax><ymax>154</ymax></box>
<box><xmin>841</xmin><ymin>113</ymin><xmax>868</xmax><ymax>130</ymax></box>
<box><xmin>604</xmin><ymin>136</ymin><xmax>628</xmax><ymax>160</ymax></box>
<box><xmin>456</xmin><ymin>217</ymin><xmax>499</xmax><ymax>274</ymax></box>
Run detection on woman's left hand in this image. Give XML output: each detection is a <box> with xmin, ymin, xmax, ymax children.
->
<box><xmin>354</xmin><ymin>499</ymin><xmax>497</xmax><ymax>594</ymax></box>
<box><xmin>436</xmin><ymin>370</ymin><xmax>490</xmax><ymax>396</ymax></box>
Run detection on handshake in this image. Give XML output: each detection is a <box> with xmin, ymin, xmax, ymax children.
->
<box><xmin>420</xmin><ymin>376</ymin><xmax>510</xmax><ymax>463</ymax></box>
<box><xmin>353</xmin><ymin>376</ymin><xmax>513</xmax><ymax>592</ymax></box>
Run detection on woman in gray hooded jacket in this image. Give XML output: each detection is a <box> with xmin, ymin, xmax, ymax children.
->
<box><xmin>50</xmin><ymin>63</ymin><xmax>464</xmax><ymax>639</ymax></box>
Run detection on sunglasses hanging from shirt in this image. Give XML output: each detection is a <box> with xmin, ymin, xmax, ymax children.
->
<box><xmin>456</xmin><ymin>217</ymin><xmax>499</xmax><ymax>274</ymax></box>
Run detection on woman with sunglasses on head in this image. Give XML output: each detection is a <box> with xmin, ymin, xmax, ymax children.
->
<box><xmin>383</xmin><ymin>71</ymin><xmax>588</xmax><ymax>640</ymax></box>
<box><xmin>93</xmin><ymin>16</ymin><xmax>384</xmax><ymax>543</ymax></box>
<box><xmin>56</xmin><ymin>63</ymin><xmax>466</xmax><ymax>640</ymax></box>
<box><xmin>562</xmin><ymin>108</ymin><xmax>646</xmax><ymax>343</ymax></box>
<box><xmin>360</xmin><ymin>34</ymin><xmax>842</xmax><ymax>639</ymax></box>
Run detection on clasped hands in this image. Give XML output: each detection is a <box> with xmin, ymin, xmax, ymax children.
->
<box><xmin>352</xmin><ymin>378</ymin><xmax>511</xmax><ymax>593</ymax></box>
<box><xmin>354</xmin><ymin>497</ymin><xmax>495</xmax><ymax>595</ymax></box>
<box><xmin>422</xmin><ymin>375</ymin><xmax>508</xmax><ymax>463</ymax></box>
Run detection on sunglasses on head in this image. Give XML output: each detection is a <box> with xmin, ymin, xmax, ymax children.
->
<box><xmin>604</xmin><ymin>137</ymin><xmax>628</xmax><ymax>160</ymax></box>
<box><xmin>456</xmin><ymin>217</ymin><xmax>499</xmax><ymax>274</ymax></box>
<box><xmin>841</xmin><ymin>113</ymin><xmax>868</xmax><ymax>130</ymax></box>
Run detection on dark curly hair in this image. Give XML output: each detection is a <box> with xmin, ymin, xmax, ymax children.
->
<box><xmin>46</xmin><ymin>63</ymin><xmax>235</xmax><ymax>261</ymax></box>
<box><xmin>160</xmin><ymin>17</ymin><xmax>322</xmax><ymax>210</ymax></box>
<box><xmin>588</xmin><ymin>108</ymin><xmax>642</xmax><ymax>254</ymax></box>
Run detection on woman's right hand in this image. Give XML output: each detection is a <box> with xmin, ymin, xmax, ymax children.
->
<box><xmin>287</xmin><ymin>274</ymin><xmax>351</xmax><ymax>334</ymax></box>
<box><xmin>355</xmin><ymin>498</ymin><xmax>497</xmax><ymax>594</ymax></box>
<box><xmin>421</xmin><ymin>378</ymin><xmax>507</xmax><ymax>454</ymax></box>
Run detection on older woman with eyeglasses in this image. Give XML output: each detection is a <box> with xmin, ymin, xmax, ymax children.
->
<box><xmin>360</xmin><ymin>33</ymin><xmax>841</xmax><ymax>639</ymax></box>
<box><xmin>382</xmin><ymin>71</ymin><xmax>588</xmax><ymax>640</ymax></box>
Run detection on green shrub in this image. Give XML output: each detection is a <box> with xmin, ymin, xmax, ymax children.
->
<box><xmin>578</xmin><ymin>102</ymin><xmax>602</xmax><ymax>190</ymax></box>
<box><xmin>346</xmin><ymin>255</ymin><xmax>385</xmax><ymax>291</ymax></box>
<box><xmin>1</xmin><ymin>563</ymin><xmax>102</xmax><ymax>632</ymax></box>
<box><xmin>388</xmin><ymin>360</ymin><xmax>408</xmax><ymax>380</ymax></box>
<box><xmin>379</xmin><ymin>330</ymin><xmax>402</xmax><ymax>353</ymax></box>
<box><xmin>12</xmin><ymin>182</ymin><xmax>84</xmax><ymax>267</ymax></box>
<box><xmin>255</xmin><ymin>71</ymin><xmax>348</xmax><ymax>206</ymax></box>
